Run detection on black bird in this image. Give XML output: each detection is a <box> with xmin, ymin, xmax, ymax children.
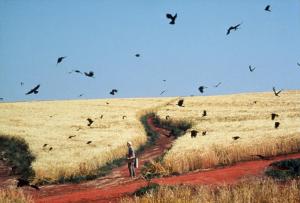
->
<box><xmin>20</xmin><ymin>82</ymin><xmax>24</xmax><ymax>86</ymax></box>
<box><xmin>253</xmin><ymin>101</ymin><xmax>257</xmax><ymax>104</ymax></box>
<box><xmin>68</xmin><ymin>135</ymin><xmax>76</xmax><ymax>139</ymax></box>
<box><xmin>49</xmin><ymin>147</ymin><xmax>53</xmax><ymax>151</ymax></box>
<box><xmin>249</xmin><ymin>65</ymin><xmax>256</xmax><ymax>72</ymax></box>
<box><xmin>166</xmin><ymin>115</ymin><xmax>170</xmax><ymax>120</ymax></box>
<box><xmin>271</xmin><ymin>113</ymin><xmax>279</xmax><ymax>120</ymax></box>
<box><xmin>122</xmin><ymin>115</ymin><xmax>127</xmax><ymax>119</ymax></box>
<box><xmin>78</xmin><ymin>94</ymin><xmax>84</xmax><ymax>97</ymax></box>
<box><xmin>17</xmin><ymin>178</ymin><xmax>39</xmax><ymax>190</ymax></box>
<box><xmin>166</xmin><ymin>13</ymin><xmax>177</xmax><ymax>25</ymax></box>
<box><xmin>110</xmin><ymin>89</ymin><xmax>118</xmax><ymax>95</ymax></box>
<box><xmin>265</xmin><ymin>5</ymin><xmax>271</xmax><ymax>12</ymax></box>
<box><xmin>202</xmin><ymin>110</ymin><xmax>207</xmax><ymax>117</ymax></box>
<box><xmin>160</xmin><ymin>90</ymin><xmax>167</xmax><ymax>95</ymax></box>
<box><xmin>214</xmin><ymin>82</ymin><xmax>222</xmax><ymax>88</ymax></box>
<box><xmin>297</xmin><ymin>62</ymin><xmax>300</xmax><ymax>67</ymax></box>
<box><xmin>43</xmin><ymin>144</ymin><xmax>48</xmax><ymax>148</ymax></box>
<box><xmin>87</xmin><ymin>118</ymin><xmax>94</xmax><ymax>127</ymax></box>
<box><xmin>232</xmin><ymin>136</ymin><xmax>240</xmax><ymax>140</ymax></box>
<box><xmin>191</xmin><ymin>130</ymin><xmax>198</xmax><ymax>138</ymax></box>
<box><xmin>57</xmin><ymin>56</ymin><xmax>66</xmax><ymax>65</ymax></box>
<box><xmin>135</xmin><ymin>54</ymin><xmax>140</xmax><ymax>57</ymax></box>
<box><xmin>274</xmin><ymin>121</ymin><xmax>280</xmax><ymax>129</ymax></box>
<box><xmin>100</xmin><ymin>115</ymin><xmax>104</xmax><ymax>119</ymax></box>
<box><xmin>226</xmin><ymin>23</ymin><xmax>242</xmax><ymax>35</ymax></box>
<box><xmin>163</xmin><ymin>79</ymin><xmax>166</xmax><ymax>82</ymax></box>
<box><xmin>69</xmin><ymin>69</ymin><xmax>82</xmax><ymax>74</ymax></box>
<box><xmin>86</xmin><ymin>141</ymin><xmax>92</xmax><ymax>144</ymax></box>
<box><xmin>84</xmin><ymin>71</ymin><xmax>95</xmax><ymax>78</ymax></box>
<box><xmin>26</xmin><ymin>84</ymin><xmax>40</xmax><ymax>95</ymax></box>
<box><xmin>198</xmin><ymin>86</ymin><xmax>207</xmax><ymax>94</ymax></box>
<box><xmin>202</xmin><ymin>131</ymin><xmax>207</xmax><ymax>136</ymax></box>
<box><xmin>177</xmin><ymin>99</ymin><xmax>184</xmax><ymax>107</ymax></box>
<box><xmin>0</xmin><ymin>98</ymin><xmax>3</xmax><ymax>100</ymax></box>
<box><xmin>106</xmin><ymin>102</ymin><xmax>110</xmax><ymax>105</ymax></box>
<box><xmin>272</xmin><ymin>87</ymin><xmax>282</xmax><ymax>97</ymax></box>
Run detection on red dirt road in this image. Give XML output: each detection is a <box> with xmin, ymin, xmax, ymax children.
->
<box><xmin>21</xmin><ymin>117</ymin><xmax>300</xmax><ymax>202</ymax></box>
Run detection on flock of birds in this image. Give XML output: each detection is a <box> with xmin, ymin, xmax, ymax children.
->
<box><xmin>8</xmin><ymin>4</ymin><xmax>299</xmax><ymax>189</ymax></box>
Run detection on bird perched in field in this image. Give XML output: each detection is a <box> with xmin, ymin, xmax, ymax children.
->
<box><xmin>106</xmin><ymin>102</ymin><xmax>109</xmax><ymax>105</ymax></box>
<box><xmin>265</xmin><ymin>5</ymin><xmax>271</xmax><ymax>12</ymax></box>
<box><xmin>191</xmin><ymin>130</ymin><xmax>198</xmax><ymax>138</ymax></box>
<box><xmin>43</xmin><ymin>144</ymin><xmax>48</xmax><ymax>148</ymax></box>
<box><xmin>68</xmin><ymin>135</ymin><xmax>76</xmax><ymax>139</ymax></box>
<box><xmin>214</xmin><ymin>82</ymin><xmax>222</xmax><ymax>88</ymax></box>
<box><xmin>26</xmin><ymin>84</ymin><xmax>40</xmax><ymax>95</ymax></box>
<box><xmin>249</xmin><ymin>65</ymin><xmax>256</xmax><ymax>72</ymax></box>
<box><xmin>69</xmin><ymin>69</ymin><xmax>82</xmax><ymax>74</ymax></box>
<box><xmin>202</xmin><ymin>131</ymin><xmax>207</xmax><ymax>136</ymax></box>
<box><xmin>274</xmin><ymin>121</ymin><xmax>280</xmax><ymax>129</ymax></box>
<box><xmin>253</xmin><ymin>101</ymin><xmax>257</xmax><ymax>104</ymax></box>
<box><xmin>251</xmin><ymin>154</ymin><xmax>271</xmax><ymax>160</ymax></box>
<box><xmin>166</xmin><ymin>115</ymin><xmax>170</xmax><ymax>120</ymax></box>
<box><xmin>232</xmin><ymin>136</ymin><xmax>240</xmax><ymax>140</ymax></box>
<box><xmin>110</xmin><ymin>89</ymin><xmax>118</xmax><ymax>95</ymax></box>
<box><xmin>135</xmin><ymin>54</ymin><xmax>140</xmax><ymax>57</ymax></box>
<box><xmin>160</xmin><ymin>90</ymin><xmax>167</xmax><ymax>95</ymax></box>
<box><xmin>226</xmin><ymin>23</ymin><xmax>242</xmax><ymax>35</ymax></box>
<box><xmin>177</xmin><ymin>99</ymin><xmax>184</xmax><ymax>107</ymax></box>
<box><xmin>17</xmin><ymin>178</ymin><xmax>39</xmax><ymax>190</ymax></box>
<box><xmin>271</xmin><ymin>113</ymin><xmax>279</xmax><ymax>120</ymax></box>
<box><xmin>86</xmin><ymin>141</ymin><xmax>92</xmax><ymax>144</ymax></box>
<box><xmin>272</xmin><ymin>87</ymin><xmax>283</xmax><ymax>97</ymax></box>
<box><xmin>198</xmin><ymin>86</ymin><xmax>207</xmax><ymax>94</ymax></box>
<box><xmin>49</xmin><ymin>147</ymin><xmax>53</xmax><ymax>151</ymax></box>
<box><xmin>84</xmin><ymin>71</ymin><xmax>95</xmax><ymax>78</ymax></box>
<box><xmin>122</xmin><ymin>115</ymin><xmax>127</xmax><ymax>119</ymax></box>
<box><xmin>166</xmin><ymin>13</ymin><xmax>177</xmax><ymax>25</ymax></box>
<box><xmin>202</xmin><ymin>110</ymin><xmax>207</xmax><ymax>117</ymax></box>
<box><xmin>57</xmin><ymin>56</ymin><xmax>66</xmax><ymax>65</ymax></box>
<box><xmin>100</xmin><ymin>115</ymin><xmax>103</xmax><ymax>119</ymax></box>
<box><xmin>87</xmin><ymin>118</ymin><xmax>94</xmax><ymax>127</ymax></box>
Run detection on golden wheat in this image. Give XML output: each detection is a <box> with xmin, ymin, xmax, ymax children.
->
<box><xmin>0</xmin><ymin>189</ymin><xmax>33</xmax><ymax>203</ymax></box>
<box><xmin>157</xmin><ymin>91</ymin><xmax>300</xmax><ymax>173</ymax></box>
<box><xmin>121</xmin><ymin>178</ymin><xmax>300</xmax><ymax>203</ymax></box>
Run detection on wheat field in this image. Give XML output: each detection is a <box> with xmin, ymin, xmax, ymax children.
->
<box><xmin>157</xmin><ymin>91</ymin><xmax>300</xmax><ymax>173</ymax></box>
<box><xmin>0</xmin><ymin>98</ymin><xmax>168</xmax><ymax>183</ymax></box>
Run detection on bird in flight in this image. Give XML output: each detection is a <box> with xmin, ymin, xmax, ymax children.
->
<box><xmin>202</xmin><ymin>131</ymin><xmax>207</xmax><ymax>136</ymax></box>
<box><xmin>163</xmin><ymin>79</ymin><xmax>166</xmax><ymax>82</ymax></box>
<box><xmin>0</xmin><ymin>98</ymin><xmax>3</xmax><ymax>101</ymax></box>
<box><xmin>214</xmin><ymin>82</ymin><xmax>222</xmax><ymax>88</ymax></box>
<box><xmin>135</xmin><ymin>54</ymin><xmax>140</xmax><ymax>57</ymax></box>
<box><xmin>249</xmin><ymin>65</ymin><xmax>256</xmax><ymax>72</ymax></box>
<box><xmin>165</xmin><ymin>115</ymin><xmax>170</xmax><ymax>120</ymax></box>
<box><xmin>297</xmin><ymin>62</ymin><xmax>300</xmax><ymax>67</ymax></box>
<box><xmin>49</xmin><ymin>147</ymin><xmax>53</xmax><ymax>151</ymax></box>
<box><xmin>177</xmin><ymin>99</ymin><xmax>184</xmax><ymax>107</ymax></box>
<box><xmin>57</xmin><ymin>56</ymin><xmax>66</xmax><ymax>65</ymax></box>
<box><xmin>226</xmin><ymin>23</ymin><xmax>242</xmax><ymax>35</ymax></box>
<box><xmin>68</xmin><ymin>135</ymin><xmax>76</xmax><ymax>139</ymax></box>
<box><xmin>20</xmin><ymin>82</ymin><xmax>24</xmax><ymax>86</ymax></box>
<box><xmin>166</xmin><ymin>13</ymin><xmax>177</xmax><ymax>25</ymax></box>
<box><xmin>160</xmin><ymin>90</ymin><xmax>167</xmax><ymax>95</ymax></box>
<box><xmin>274</xmin><ymin>121</ymin><xmax>280</xmax><ymax>129</ymax></box>
<box><xmin>78</xmin><ymin>94</ymin><xmax>84</xmax><ymax>97</ymax></box>
<box><xmin>69</xmin><ymin>69</ymin><xmax>82</xmax><ymax>74</ymax></box>
<box><xmin>26</xmin><ymin>84</ymin><xmax>40</xmax><ymax>95</ymax></box>
<box><xmin>265</xmin><ymin>5</ymin><xmax>271</xmax><ymax>12</ymax></box>
<box><xmin>43</xmin><ymin>144</ymin><xmax>48</xmax><ymax>148</ymax></box>
<box><xmin>191</xmin><ymin>130</ymin><xmax>198</xmax><ymax>138</ymax></box>
<box><xmin>198</xmin><ymin>86</ymin><xmax>207</xmax><ymax>93</ymax></box>
<box><xmin>84</xmin><ymin>71</ymin><xmax>95</xmax><ymax>78</ymax></box>
<box><xmin>202</xmin><ymin>110</ymin><xmax>207</xmax><ymax>117</ymax></box>
<box><xmin>232</xmin><ymin>136</ymin><xmax>240</xmax><ymax>140</ymax></box>
<box><xmin>86</xmin><ymin>141</ymin><xmax>92</xmax><ymax>144</ymax></box>
<box><xmin>122</xmin><ymin>115</ymin><xmax>127</xmax><ymax>119</ymax></box>
<box><xmin>272</xmin><ymin>87</ymin><xmax>282</xmax><ymax>97</ymax></box>
<box><xmin>110</xmin><ymin>89</ymin><xmax>118</xmax><ymax>95</ymax></box>
<box><xmin>87</xmin><ymin>118</ymin><xmax>94</xmax><ymax>127</ymax></box>
<box><xmin>271</xmin><ymin>113</ymin><xmax>279</xmax><ymax>120</ymax></box>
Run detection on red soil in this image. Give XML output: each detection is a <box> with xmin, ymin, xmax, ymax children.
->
<box><xmin>7</xmin><ymin>117</ymin><xmax>300</xmax><ymax>203</ymax></box>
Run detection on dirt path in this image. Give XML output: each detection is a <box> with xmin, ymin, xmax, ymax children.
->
<box><xmin>16</xmin><ymin>117</ymin><xmax>300</xmax><ymax>203</ymax></box>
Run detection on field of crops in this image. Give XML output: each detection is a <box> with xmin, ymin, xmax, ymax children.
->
<box><xmin>0</xmin><ymin>98</ymin><xmax>168</xmax><ymax>183</ymax></box>
<box><xmin>157</xmin><ymin>91</ymin><xmax>300</xmax><ymax>173</ymax></box>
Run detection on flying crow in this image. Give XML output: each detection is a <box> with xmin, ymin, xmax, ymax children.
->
<box><xmin>110</xmin><ymin>89</ymin><xmax>118</xmax><ymax>95</ymax></box>
<box><xmin>177</xmin><ymin>99</ymin><xmax>184</xmax><ymax>107</ymax></box>
<box><xmin>271</xmin><ymin>113</ymin><xmax>279</xmax><ymax>120</ymax></box>
<box><xmin>166</xmin><ymin>13</ymin><xmax>177</xmax><ymax>25</ymax></box>
<box><xmin>26</xmin><ymin>84</ymin><xmax>40</xmax><ymax>95</ymax></box>
<box><xmin>232</xmin><ymin>136</ymin><xmax>240</xmax><ymax>140</ymax></box>
<box><xmin>57</xmin><ymin>56</ymin><xmax>66</xmax><ymax>65</ymax></box>
<box><xmin>272</xmin><ymin>87</ymin><xmax>282</xmax><ymax>97</ymax></box>
<box><xmin>226</xmin><ymin>23</ymin><xmax>242</xmax><ymax>35</ymax></box>
<box><xmin>84</xmin><ymin>71</ymin><xmax>94</xmax><ymax>78</ymax></box>
<box><xmin>214</xmin><ymin>82</ymin><xmax>222</xmax><ymax>88</ymax></box>
<box><xmin>265</xmin><ymin>5</ymin><xmax>271</xmax><ymax>12</ymax></box>
<box><xmin>86</xmin><ymin>141</ymin><xmax>92</xmax><ymax>144</ymax></box>
<box><xmin>202</xmin><ymin>110</ymin><xmax>207</xmax><ymax>117</ymax></box>
<box><xmin>249</xmin><ymin>65</ymin><xmax>256</xmax><ymax>72</ymax></box>
<box><xmin>160</xmin><ymin>90</ymin><xmax>167</xmax><ymax>95</ymax></box>
<box><xmin>274</xmin><ymin>121</ymin><xmax>280</xmax><ymax>129</ymax></box>
<box><xmin>198</xmin><ymin>86</ymin><xmax>207</xmax><ymax>93</ymax></box>
<box><xmin>87</xmin><ymin>118</ymin><xmax>94</xmax><ymax>127</ymax></box>
<box><xmin>191</xmin><ymin>130</ymin><xmax>198</xmax><ymax>138</ymax></box>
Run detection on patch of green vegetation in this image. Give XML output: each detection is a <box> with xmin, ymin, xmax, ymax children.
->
<box><xmin>133</xmin><ymin>183</ymin><xmax>160</xmax><ymax>197</ymax></box>
<box><xmin>0</xmin><ymin>135</ymin><xmax>35</xmax><ymax>180</ymax></box>
<box><xmin>265</xmin><ymin>158</ymin><xmax>300</xmax><ymax>181</ymax></box>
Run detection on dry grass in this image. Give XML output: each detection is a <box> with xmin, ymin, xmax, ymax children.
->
<box><xmin>0</xmin><ymin>98</ymin><xmax>169</xmax><ymax>183</ymax></box>
<box><xmin>0</xmin><ymin>189</ymin><xmax>33</xmax><ymax>203</ymax></box>
<box><xmin>121</xmin><ymin>178</ymin><xmax>300</xmax><ymax>203</ymax></box>
<box><xmin>157</xmin><ymin>91</ymin><xmax>300</xmax><ymax>173</ymax></box>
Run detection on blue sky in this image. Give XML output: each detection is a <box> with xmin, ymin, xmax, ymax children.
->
<box><xmin>0</xmin><ymin>0</ymin><xmax>299</xmax><ymax>102</ymax></box>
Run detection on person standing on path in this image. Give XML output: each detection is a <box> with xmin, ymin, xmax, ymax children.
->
<box><xmin>127</xmin><ymin>141</ymin><xmax>136</xmax><ymax>178</ymax></box>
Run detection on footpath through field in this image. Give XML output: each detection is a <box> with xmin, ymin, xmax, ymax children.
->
<box><xmin>27</xmin><ymin>117</ymin><xmax>300</xmax><ymax>203</ymax></box>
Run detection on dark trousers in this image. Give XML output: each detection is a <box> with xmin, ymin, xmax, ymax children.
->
<box><xmin>128</xmin><ymin>162</ymin><xmax>135</xmax><ymax>177</ymax></box>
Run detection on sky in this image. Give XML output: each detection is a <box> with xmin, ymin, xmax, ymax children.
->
<box><xmin>0</xmin><ymin>0</ymin><xmax>300</xmax><ymax>102</ymax></box>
